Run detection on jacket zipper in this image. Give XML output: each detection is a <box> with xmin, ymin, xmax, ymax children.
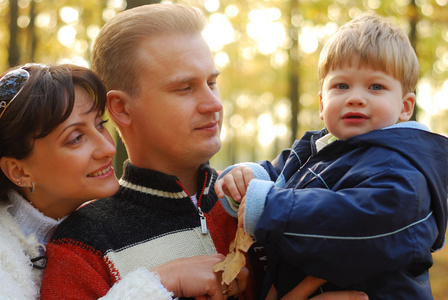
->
<box><xmin>176</xmin><ymin>171</ymin><xmax>209</xmax><ymax>235</ymax></box>
<box><xmin>198</xmin><ymin>207</ymin><xmax>208</xmax><ymax>234</ymax></box>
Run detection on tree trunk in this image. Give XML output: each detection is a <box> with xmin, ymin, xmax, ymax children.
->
<box><xmin>289</xmin><ymin>0</ymin><xmax>300</xmax><ymax>142</ymax></box>
<box><xmin>28</xmin><ymin>0</ymin><xmax>37</xmax><ymax>61</ymax></box>
<box><xmin>8</xmin><ymin>0</ymin><xmax>20</xmax><ymax>67</ymax></box>
<box><xmin>409</xmin><ymin>0</ymin><xmax>419</xmax><ymax>121</ymax></box>
<box><xmin>126</xmin><ymin>0</ymin><xmax>161</xmax><ymax>10</ymax></box>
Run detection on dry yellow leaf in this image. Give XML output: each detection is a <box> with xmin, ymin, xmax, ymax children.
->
<box><xmin>213</xmin><ymin>227</ymin><xmax>254</xmax><ymax>285</ymax></box>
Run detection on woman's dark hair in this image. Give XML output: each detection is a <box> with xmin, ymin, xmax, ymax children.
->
<box><xmin>0</xmin><ymin>63</ymin><xmax>107</xmax><ymax>200</ymax></box>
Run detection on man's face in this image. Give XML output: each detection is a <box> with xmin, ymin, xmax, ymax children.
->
<box><xmin>127</xmin><ymin>33</ymin><xmax>223</xmax><ymax>172</ymax></box>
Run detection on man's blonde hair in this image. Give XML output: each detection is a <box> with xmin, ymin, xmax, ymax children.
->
<box><xmin>318</xmin><ymin>11</ymin><xmax>419</xmax><ymax>95</ymax></box>
<box><xmin>92</xmin><ymin>3</ymin><xmax>207</xmax><ymax>95</ymax></box>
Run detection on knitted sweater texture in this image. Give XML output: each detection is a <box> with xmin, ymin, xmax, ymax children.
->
<box><xmin>41</xmin><ymin>161</ymin><xmax>260</xmax><ymax>299</ymax></box>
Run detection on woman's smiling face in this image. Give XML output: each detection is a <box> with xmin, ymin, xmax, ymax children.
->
<box><xmin>21</xmin><ymin>86</ymin><xmax>119</xmax><ymax>218</ymax></box>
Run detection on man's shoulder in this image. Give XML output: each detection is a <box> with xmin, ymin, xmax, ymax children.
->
<box><xmin>70</xmin><ymin>197</ymin><xmax>117</xmax><ymax>221</ymax></box>
<box><xmin>50</xmin><ymin>197</ymin><xmax>118</xmax><ymax>242</ymax></box>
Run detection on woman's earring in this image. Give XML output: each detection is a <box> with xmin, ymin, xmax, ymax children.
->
<box><xmin>30</xmin><ymin>182</ymin><xmax>35</xmax><ymax>193</ymax></box>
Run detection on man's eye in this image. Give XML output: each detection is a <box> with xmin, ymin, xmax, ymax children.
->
<box><xmin>178</xmin><ymin>86</ymin><xmax>191</xmax><ymax>92</ymax></box>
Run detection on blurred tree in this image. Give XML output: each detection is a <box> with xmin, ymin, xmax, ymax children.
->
<box><xmin>289</xmin><ymin>0</ymin><xmax>300</xmax><ymax>144</ymax></box>
<box><xmin>408</xmin><ymin>0</ymin><xmax>418</xmax><ymax>121</ymax></box>
<box><xmin>27</xmin><ymin>0</ymin><xmax>37</xmax><ymax>60</ymax></box>
<box><xmin>126</xmin><ymin>0</ymin><xmax>160</xmax><ymax>9</ymax></box>
<box><xmin>8</xmin><ymin>0</ymin><xmax>19</xmax><ymax>66</ymax></box>
<box><xmin>0</xmin><ymin>0</ymin><xmax>447</xmax><ymax>170</ymax></box>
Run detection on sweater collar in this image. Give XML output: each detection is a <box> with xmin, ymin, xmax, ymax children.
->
<box><xmin>6</xmin><ymin>190</ymin><xmax>64</xmax><ymax>246</ymax></box>
<box><xmin>119</xmin><ymin>160</ymin><xmax>218</xmax><ymax>213</ymax></box>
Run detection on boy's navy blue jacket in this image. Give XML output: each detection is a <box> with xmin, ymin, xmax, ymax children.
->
<box><xmin>219</xmin><ymin>122</ymin><xmax>448</xmax><ymax>299</ymax></box>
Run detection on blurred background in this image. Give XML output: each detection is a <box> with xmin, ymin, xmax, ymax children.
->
<box><xmin>1</xmin><ymin>0</ymin><xmax>447</xmax><ymax>297</ymax></box>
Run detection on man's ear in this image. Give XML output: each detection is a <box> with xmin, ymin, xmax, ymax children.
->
<box><xmin>107</xmin><ymin>90</ymin><xmax>132</xmax><ymax>127</ymax></box>
<box><xmin>399</xmin><ymin>92</ymin><xmax>416</xmax><ymax>122</ymax></box>
<box><xmin>0</xmin><ymin>157</ymin><xmax>32</xmax><ymax>186</ymax></box>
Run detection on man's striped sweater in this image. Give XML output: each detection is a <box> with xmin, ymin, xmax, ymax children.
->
<box><xmin>41</xmin><ymin>161</ymin><xmax>263</xmax><ymax>299</ymax></box>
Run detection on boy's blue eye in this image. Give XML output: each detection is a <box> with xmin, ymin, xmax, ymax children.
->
<box><xmin>370</xmin><ymin>84</ymin><xmax>383</xmax><ymax>90</ymax></box>
<box><xmin>336</xmin><ymin>83</ymin><xmax>349</xmax><ymax>89</ymax></box>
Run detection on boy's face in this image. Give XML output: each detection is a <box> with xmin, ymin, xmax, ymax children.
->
<box><xmin>319</xmin><ymin>65</ymin><xmax>415</xmax><ymax>140</ymax></box>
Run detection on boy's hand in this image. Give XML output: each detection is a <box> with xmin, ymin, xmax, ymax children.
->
<box><xmin>237</xmin><ymin>196</ymin><xmax>246</xmax><ymax>228</ymax></box>
<box><xmin>215</xmin><ymin>166</ymin><xmax>254</xmax><ymax>202</ymax></box>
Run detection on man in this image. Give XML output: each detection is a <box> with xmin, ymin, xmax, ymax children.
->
<box><xmin>41</xmin><ymin>3</ymin><xmax>367</xmax><ymax>299</ymax></box>
<box><xmin>41</xmin><ymin>4</ymin><xmax>253</xmax><ymax>299</ymax></box>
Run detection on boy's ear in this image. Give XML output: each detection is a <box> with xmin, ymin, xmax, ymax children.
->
<box><xmin>0</xmin><ymin>157</ymin><xmax>32</xmax><ymax>186</ymax></box>
<box><xmin>399</xmin><ymin>92</ymin><xmax>416</xmax><ymax>122</ymax></box>
<box><xmin>318</xmin><ymin>91</ymin><xmax>324</xmax><ymax>120</ymax></box>
<box><xmin>107</xmin><ymin>90</ymin><xmax>132</xmax><ymax>127</ymax></box>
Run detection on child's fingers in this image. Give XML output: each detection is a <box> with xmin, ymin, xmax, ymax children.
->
<box><xmin>215</xmin><ymin>166</ymin><xmax>254</xmax><ymax>200</ymax></box>
<box><xmin>232</xmin><ymin>171</ymin><xmax>248</xmax><ymax>198</ymax></box>
<box><xmin>237</xmin><ymin>196</ymin><xmax>246</xmax><ymax>228</ymax></box>
<box><xmin>223</xmin><ymin>174</ymin><xmax>243</xmax><ymax>201</ymax></box>
<box><xmin>241</xmin><ymin>167</ymin><xmax>255</xmax><ymax>188</ymax></box>
<box><xmin>215</xmin><ymin>179</ymin><xmax>226</xmax><ymax>198</ymax></box>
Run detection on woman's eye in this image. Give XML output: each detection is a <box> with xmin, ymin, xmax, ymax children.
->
<box><xmin>68</xmin><ymin>134</ymin><xmax>84</xmax><ymax>145</ymax></box>
<box><xmin>97</xmin><ymin>119</ymin><xmax>109</xmax><ymax>130</ymax></box>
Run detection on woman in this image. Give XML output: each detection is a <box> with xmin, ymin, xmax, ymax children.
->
<box><xmin>0</xmin><ymin>64</ymin><xmax>229</xmax><ymax>300</ymax></box>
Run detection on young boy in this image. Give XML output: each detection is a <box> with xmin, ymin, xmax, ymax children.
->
<box><xmin>215</xmin><ymin>12</ymin><xmax>448</xmax><ymax>299</ymax></box>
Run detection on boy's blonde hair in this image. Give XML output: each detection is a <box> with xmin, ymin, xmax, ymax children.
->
<box><xmin>92</xmin><ymin>3</ymin><xmax>206</xmax><ymax>96</ymax></box>
<box><xmin>318</xmin><ymin>11</ymin><xmax>419</xmax><ymax>95</ymax></box>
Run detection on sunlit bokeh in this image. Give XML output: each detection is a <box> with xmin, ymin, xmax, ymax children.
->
<box><xmin>60</xmin><ymin>7</ymin><xmax>78</xmax><ymax>24</ymax></box>
<box><xmin>58</xmin><ymin>56</ymin><xmax>89</xmax><ymax>68</ymax></box>
<box><xmin>257</xmin><ymin>113</ymin><xmax>275</xmax><ymax>146</ymax></box>
<box><xmin>35</xmin><ymin>12</ymin><xmax>55</xmax><ymax>29</ymax></box>
<box><xmin>102</xmin><ymin>8</ymin><xmax>117</xmax><ymax>22</ymax></box>
<box><xmin>17</xmin><ymin>15</ymin><xmax>30</xmax><ymax>28</ymax></box>
<box><xmin>214</xmin><ymin>51</ymin><xmax>230</xmax><ymax>68</ymax></box>
<box><xmin>58</xmin><ymin>25</ymin><xmax>76</xmax><ymax>47</ymax></box>
<box><xmin>246</xmin><ymin>8</ymin><xmax>285</xmax><ymax>54</ymax></box>
<box><xmin>108</xmin><ymin>0</ymin><xmax>126</xmax><ymax>11</ymax></box>
<box><xmin>270</xmin><ymin>50</ymin><xmax>288</xmax><ymax>69</ymax></box>
<box><xmin>86</xmin><ymin>25</ymin><xmax>101</xmax><ymax>41</ymax></box>
<box><xmin>204</xmin><ymin>0</ymin><xmax>219</xmax><ymax>12</ymax></box>
<box><xmin>18</xmin><ymin>0</ymin><xmax>29</xmax><ymax>9</ymax></box>
<box><xmin>299</xmin><ymin>26</ymin><xmax>319</xmax><ymax>54</ymax></box>
<box><xmin>225</xmin><ymin>5</ymin><xmax>239</xmax><ymax>18</ymax></box>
